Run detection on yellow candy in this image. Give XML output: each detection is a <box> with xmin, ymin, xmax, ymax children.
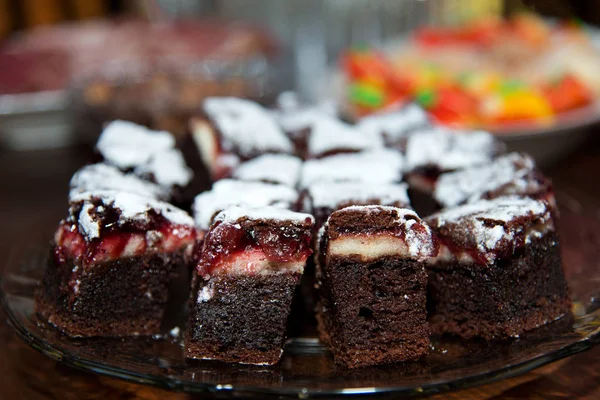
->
<box><xmin>482</xmin><ymin>90</ymin><xmax>554</xmax><ymax>122</ymax></box>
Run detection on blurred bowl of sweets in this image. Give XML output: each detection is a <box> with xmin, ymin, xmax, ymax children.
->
<box><xmin>0</xmin><ymin>17</ymin><xmax>278</xmax><ymax>148</ymax></box>
<box><xmin>334</xmin><ymin>13</ymin><xmax>600</xmax><ymax>164</ymax></box>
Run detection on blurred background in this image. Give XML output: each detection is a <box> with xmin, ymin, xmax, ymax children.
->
<box><xmin>1</xmin><ymin>0</ymin><xmax>600</xmax><ymax>161</ymax></box>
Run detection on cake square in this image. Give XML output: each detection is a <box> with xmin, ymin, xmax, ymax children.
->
<box><xmin>231</xmin><ymin>154</ymin><xmax>303</xmax><ymax>187</ymax></box>
<box><xmin>425</xmin><ymin>197</ymin><xmax>571</xmax><ymax>339</ymax></box>
<box><xmin>302</xmin><ymin>181</ymin><xmax>411</xmax><ymax>230</ymax></box>
<box><xmin>434</xmin><ymin>152</ymin><xmax>554</xmax><ymax>209</ymax></box>
<box><xmin>185</xmin><ymin>206</ymin><xmax>314</xmax><ymax>365</ymax></box>
<box><xmin>35</xmin><ymin>190</ymin><xmax>196</xmax><ymax>337</ymax></box>
<box><xmin>316</xmin><ymin>206</ymin><xmax>436</xmax><ymax>368</ymax></box>
<box><xmin>299</xmin><ymin>149</ymin><xmax>404</xmax><ymax>189</ymax></box>
<box><xmin>190</xmin><ymin>97</ymin><xmax>293</xmax><ymax>179</ymax></box>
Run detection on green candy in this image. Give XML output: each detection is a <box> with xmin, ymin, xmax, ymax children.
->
<box><xmin>349</xmin><ymin>83</ymin><xmax>384</xmax><ymax>107</ymax></box>
<box><xmin>415</xmin><ymin>89</ymin><xmax>437</xmax><ymax>108</ymax></box>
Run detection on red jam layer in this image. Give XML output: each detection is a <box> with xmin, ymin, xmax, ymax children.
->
<box><xmin>196</xmin><ymin>221</ymin><xmax>312</xmax><ymax>277</ymax></box>
<box><xmin>54</xmin><ymin>221</ymin><xmax>195</xmax><ymax>266</ymax></box>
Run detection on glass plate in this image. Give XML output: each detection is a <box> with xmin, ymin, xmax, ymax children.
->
<box><xmin>2</xmin><ymin>191</ymin><xmax>600</xmax><ymax>398</ymax></box>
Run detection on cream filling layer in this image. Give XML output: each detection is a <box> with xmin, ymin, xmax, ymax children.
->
<box><xmin>191</xmin><ymin>120</ymin><xmax>217</xmax><ymax>173</ymax></box>
<box><xmin>207</xmin><ymin>249</ymin><xmax>306</xmax><ymax>277</ymax></box>
<box><xmin>328</xmin><ymin>234</ymin><xmax>409</xmax><ymax>262</ymax></box>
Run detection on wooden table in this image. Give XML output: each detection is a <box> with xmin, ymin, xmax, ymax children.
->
<box><xmin>1</xmin><ymin>141</ymin><xmax>600</xmax><ymax>400</ymax></box>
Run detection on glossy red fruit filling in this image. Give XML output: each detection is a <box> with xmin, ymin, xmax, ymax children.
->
<box><xmin>197</xmin><ymin>221</ymin><xmax>312</xmax><ymax>277</ymax></box>
<box><xmin>54</xmin><ymin>221</ymin><xmax>195</xmax><ymax>266</ymax></box>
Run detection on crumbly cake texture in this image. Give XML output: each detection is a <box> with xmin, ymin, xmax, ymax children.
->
<box><xmin>232</xmin><ymin>154</ymin><xmax>303</xmax><ymax>187</ymax></box>
<box><xmin>36</xmin><ymin>191</ymin><xmax>195</xmax><ymax>337</ymax></box>
<box><xmin>425</xmin><ymin>197</ymin><xmax>570</xmax><ymax>339</ymax></box>
<box><xmin>186</xmin><ymin>206</ymin><xmax>314</xmax><ymax>365</ymax></box>
<box><xmin>316</xmin><ymin>206</ymin><xmax>436</xmax><ymax>368</ymax></box>
<box><xmin>306</xmin><ymin>115</ymin><xmax>383</xmax><ymax>158</ymax></box>
<box><xmin>69</xmin><ymin>163</ymin><xmax>170</xmax><ymax>201</ymax></box>
<box><xmin>299</xmin><ymin>149</ymin><xmax>404</xmax><ymax>189</ymax></box>
<box><xmin>405</xmin><ymin>128</ymin><xmax>503</xmax><ymax>172</ymax></box>
<box><xmin>192</xmin><ymin>179</ymin><xmax>299</xmax><ymax>230</ymax></box>
<box><xmin>434</xmin><ymin>152</ymin><xmax>553</xmax><ymax>208</ymax></box>
<box><xmin>303</xmin><ymin>181</ymin><xmax>411</xmax><ymax>229</ymax></box>
<box><xmin>357</xmin><ymin>103</ymin><xmax>430</xmax><ymax>146</ymax></box>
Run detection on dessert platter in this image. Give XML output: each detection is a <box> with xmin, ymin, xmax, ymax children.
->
<box><xmin>2</xmin><ymin>97</ymin><xmax>600</xmax><ymax>397</ymax></box>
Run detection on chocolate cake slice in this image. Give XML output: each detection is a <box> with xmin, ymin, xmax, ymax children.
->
<box><xmin>185</xmin><ymin>206</ymin><xmax>314</xmax><ymax>365</ymax></box>
<box><xmin>189</xmin><ymin>97</ymin><xmax>293</xmax><ymax>180</ymax></box>
<box><xmin>96</xmin><ymin>120</ymin><xmax>193</xmax><ymax>200</ymax></box>
<box><xmin>434</xmin><ymin>152</ymin><xmax>554</xmax><ymax>209</ymax></box>
<box><xmin>232</xmin><ymin>154</ymin><xmax>303</xmax><ymax>187</ymax></box>
<box><xmin>35</xmin><ymin>190</ymin><xmax>196</xmax><ymax>337</ymax></box>
<box><xmin>357</xmin><ymin>103</ymin><xmax>430</xmax><ymax>149</ymax></box>
<box><xmin>425</xmin><ymin>197</ymin><xmax>571</xmax><ymax>340</ymax></box>
<box><xmin>316</xmin><ymin>206</ymin><xmax>437</xmax><ymax>368</ymax></box>
<box><xmin>299</xmin><ymin>149</ymin><xmax>404</xmax><ymax>189</ymax></box>
<box><xmin>302</xmin><ymin>181</ymin><xmax>411</xmax><ymax>230</ymax></box>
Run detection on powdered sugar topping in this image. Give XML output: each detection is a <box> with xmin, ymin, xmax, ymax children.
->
<box><xmin>232</xmin><ymin>154</ymin><xmax>302</xmax><ymax>187</ymax></box>
<box><xmin>193</xmin><ymin>179</ymin><xmax>299</xmax><ymax>230</ymax></box>
<box><xmin>215</xmin><ymin>206</ymin><xmax>314</xmax><ymax>226</ymax></box>
<box><xmin>434</xmin><ymin>152</ymin><xmax>539</xmax><ymax>207</ymax></box>
<box><xmin>203</xmin><ymin>97</ymin><xmax>293</xmax><ymax>156</ymax></box>
<box><xmin>357</xmin><ymin>103</ymin><xmax>430</xmax><ymax>143</ymax></box>
<box><xmin>96</xmin><ymin>120</ymin><xmax>175</xmax><ymax>169</ymax></box>
<box><xmin>307</xmin><ymin>115</ymin><xmax>383</xmax><ymax>157</ymax></box>
<box><xmin>69</xmin><ymin>163</ymin><xmax>169</xmax><ymax>200</ymax></box>
<box><xmin>299</xmin><ymin>149</ymin><xmax>404</xmax><ymax>188</ymax></box>
<box><xmin>134</xmin><ymin>148</ymin><xmax>193</xmax><ymax>188</ymax></box>
<box><xmin>72</xmin><ymin>190</ymin><xmax>194</xmax><ymax>240</ymax></box>
<box><xmin>307</xmin><ymin>181</ymin><xmax>410</xmax><ymax>209</ymax></box>
<box><xmin>406</xmin><ymin>128</ymin><xmax>500</xmax><ymax>171</ymax></box>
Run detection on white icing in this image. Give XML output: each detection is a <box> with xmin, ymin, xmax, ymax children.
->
<box><xmin>299</xmin><ymin>149</ymin><xmax>404</xmax><ymax>188</ymax></box>
<box><xmin>197</xmin><ymin>284</ymin><xmax>214</xmax><ymax>303</ymax></box>
<box><xmin>134</xmin><ymin>148</ymin><xmax>193</xmax><ymax>188</ymax></box>
<box><xmin>69</xmin><ymin>163</ymin><xmax>169</xmax><ymax>200</ymax></box>
<box><xmin>357</xmin><ymin>103</ymin><xmax>430</xmax><ymax>143</ymax></box>
<box><xmin>203</xmin><ymin>97</ymin><xmax>293</xmax><ymax>156</ymax></box>
<box><xmin>72</xmin><ymin>190</ymin><xmax>194</xmax><ymax>240</ymax></box>
<box><xmin>434</xmin><ymin>152</ymin><xmax>538</xmax><ymax>208</ymax></box>
<box><xmin>192</xmin><ymin>180</ymin><xmax>299</xmax><ymax>230</ymax></box>
<box><xmin>405</xmin><ymin>128</ymin><xmax>499</xmax><ymax>171</ymax></box>
<box><xmin>307</xmin><ymin>181</ymin><xmax>410</xmax><ymax>210</ymax></box>
<box><xmin>307</xmin><ymin>115</ymin><xmax>383</xmax><ymax>157</ymax></box>
<box><xmin>215</xmin><ymin>206</ymin><xmax>314</xmax><ymax>226</ymax></box>
<box><xmin>232</xmin><ymin>154</ymin><xmax>302</xmax><ymax>187</ymax></box>
<box><xmin>96</xmin><ymin>120</ymin><xmax>175</xmax><ymax>169</ymax></box>
<box><xmin>273</xmin><ymin>100</ymin><xmax>337</xmax><ymax>133</ymax></box>
<box><xmin>78</xmin><ymin>203</ymin><xmax>100</xmax><ymax>239</ymax></box>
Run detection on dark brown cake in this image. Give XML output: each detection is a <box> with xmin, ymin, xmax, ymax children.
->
<box><xmin>316</xmin><ymin>205</ymin><xmax>437</xmax><ymax>368</ymax></box>
<box><xmin>35</xmin><ymin>190</ymin><xmax>196</xmax><ymax>337</ymax></box>
<box><xmin>185</xmin><ymin>206</ymin><xmax>314</xmax><ymax>365</ymax></box>
<box><xmin>425</xmin><ymin>197</ymin><xmax>571</xmax><ymax>340</ymax></box>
